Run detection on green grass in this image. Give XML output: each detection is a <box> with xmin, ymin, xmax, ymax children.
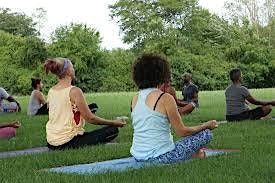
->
<box><xmin>0</xmin><ymin>89</ymin><xmax>275</xmax><ymax>183</ymax></box>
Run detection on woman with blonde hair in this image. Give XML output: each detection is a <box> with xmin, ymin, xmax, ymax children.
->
<box><xmin>44</xmin><ymin>58</ymin><xmax>126</xmax><ymax>150</ymax></box>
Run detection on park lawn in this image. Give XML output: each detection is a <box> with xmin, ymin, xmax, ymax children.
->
<box><xmin>0</xmin><ymin>89</ymin><xmax>275</xmax><ymax>183</ymax></box>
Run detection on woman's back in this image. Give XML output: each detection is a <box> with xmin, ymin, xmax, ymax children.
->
<box><xmin>46</xmin><ymin>86</ymin><xmax>85</xmax><ymax>146</ymax></box>
<box><xmin>131</xmin><ymin>88</ymin><xmax>175</xmax><ymax>160</ymax></box>
<box><xmin>27</xmin><ymin>90</ymin><xmax>41</xmax><ymax>115</ymax></box>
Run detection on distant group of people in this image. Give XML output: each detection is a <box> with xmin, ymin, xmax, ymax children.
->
<box><xmin>0</xmin><ymin>53</ymin><xmax>274</xmax><ymax>164</ymax></box>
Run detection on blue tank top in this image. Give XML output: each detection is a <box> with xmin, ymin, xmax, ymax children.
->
<box><xmin>130</xmin><ymin>88</ymin><xmax>175</xmax><ymax>160</ymax></box>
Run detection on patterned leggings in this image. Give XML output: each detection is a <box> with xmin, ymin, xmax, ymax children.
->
<box><xmin>150</xmin><ymin>129</ymin><xmax>212</xmax><ymax>164</ymax></box>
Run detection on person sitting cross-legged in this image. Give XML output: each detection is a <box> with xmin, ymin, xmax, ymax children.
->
<box><xmin>0</xmin><ymin>87</ymin><xmax>21</xmax><ymax>113</ymax></box>
<box><xmin>130</xmin><ymin>54</ymin><xmax>218</xmax><ymax>163</ymax></box>
<box><xmin>225</xmin><ymin>68</ymin><xmax>275</xmax><ymax>122</ymax></box>
<box><xmin>159</xmin><ymin>81</ymin><xmax>195</xmax><ymax>116</ymax></box>
<box><xmin>44</xmin><ymin>58</ymin><xmax>126</xmax><ymax>150</ymax></box>
<box><xmin>181</xmin><ymin>73</ymin><xmax>199</xmax><ymax>108</ymax></box>
<box><xmin>27</xmin><ymin>78</ymin><xmax>49</xmax><ymax>116</ymax></box>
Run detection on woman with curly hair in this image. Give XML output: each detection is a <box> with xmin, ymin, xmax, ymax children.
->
<box><xmin>130</xmin><ymin>54</ymin><xmax>218</xmax><ymax>163</ymax></box>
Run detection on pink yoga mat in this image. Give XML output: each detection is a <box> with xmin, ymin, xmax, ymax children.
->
<box><xmin>0</xmin><ymin>127</ymin><xmax>16</xmax><ymax>139</ymax></box>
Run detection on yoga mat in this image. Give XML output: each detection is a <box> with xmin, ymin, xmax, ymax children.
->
<box><xmin>48</xmin><ymin>148</ymin><xmax>239</xmax><ymax>175</ymax></box>
<box><xmin>0</xmin><ymin>142</ymin><xmax>122</xmax><ymax>159</ymax></box>
<box><xmin>0</xmin><ymin>147</ymin><xmax>50</xmax><ymax>158</ymax></box>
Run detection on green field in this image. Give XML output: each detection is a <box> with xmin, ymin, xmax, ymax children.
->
<box><xmin>0</xmin><ymin>89</ymin><xmax>275</xmax><ymax>183</ymax></box>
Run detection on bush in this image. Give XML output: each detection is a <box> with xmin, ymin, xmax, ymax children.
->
<box><xmin>99</xmin><ymin>49</ymin><xmax>136</xmax><ymax>92</ymax></box>
<box><xmin>0</xmin><ymin>31</ymin><xmax>46</xmax><ymax>95</ymax></box>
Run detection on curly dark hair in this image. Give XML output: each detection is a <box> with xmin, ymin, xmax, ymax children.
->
<box><xmin>133</xmin><ymin>53</ymin><xmax>171</xmax><ymax>89</ymax></box>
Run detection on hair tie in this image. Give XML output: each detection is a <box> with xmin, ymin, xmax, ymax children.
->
<box><xmin>60</xmin><ymin>59</ymin><xmax>69</xmax><ymax>76</ymax></box>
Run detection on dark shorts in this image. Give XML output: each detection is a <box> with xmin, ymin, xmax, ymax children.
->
<box><xmin>226</xmin><ymin>107</ymin><xmax>265</xmax><ymax>122</ymax></box>
<box><xmin>47</xmin><ymin>126</ymin><xmax>119</xmax><ymax>150</ymax></box>
<box><xmin>35</xmin><ymin>104</ymin><xmax>49</xmax><ymax>115</ymax></box>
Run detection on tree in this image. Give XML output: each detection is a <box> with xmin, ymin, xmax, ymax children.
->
<box><xmin>47</xmin><ymin>23</ymin><xmax>105</xmax><ymax>92</ymax></box>
<box><xmin>0</xmin><ymin>31</ymin><xmax>47</xmax><ymax>94</ymax></box>
<box><xmin>32</xmin><ymin>8</ymin><xmax>47</xmax><ymax>34</ymax></box>
<box><xmin>110</xmin><ymin>0</ymin><xmax>199</xmax><ymax>50</ymax></box>
<box><xmin>99</xmin><ymin>49</ymin><xmax>136</xmax><ymax>92</ymax></box>
<box><xmin>0</xmin><ymin>8</ymin><xmax>38</xmax><ymax>37</ymax></box>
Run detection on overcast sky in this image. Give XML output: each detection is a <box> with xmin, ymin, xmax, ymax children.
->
<box><xmin>0</xmin><ymin>0</ymin><xmax>227</xmax><ymax>49</ymax></box>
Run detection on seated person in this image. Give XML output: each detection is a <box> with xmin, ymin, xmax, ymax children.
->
<box><xmin>225</xmin><ymin>68</ymin><xmax>274</xmax><ymax>122</ymax></box>
<box><xmin>0</xmin><ymin>87</ymin><xmax>21</xmax><ymax>113</ymax></box>
<box><xmin>159</xmin><ymin>81</ymin><xmax>195</xmax><ymax>116</ymax></box>
<box><xmin>0</xmin><ymin>121</ymin><xmax>21</xmax><ymax>139</ymax></box>
<box><xmin>130</xmin><ymin>54</ymin><xmax>217</xmax><ymax>163</ymax></box>
<box><xmin>27</xmin><ymin>78</ymin><xmax>48</xmax><ymax>115</ymax></box>
<box><xmin>181</xmin><ymin>73</ymin><xmax>199</xmax><ymax>107</ymax></box>
<box><xmin>44</xmin><ymin>58</ymin><xmax>126</xmax><ymax>150</ymax></box>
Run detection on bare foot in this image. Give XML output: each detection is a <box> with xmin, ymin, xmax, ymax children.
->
<box><xmin>192</xmin><ymin>149</ymin><xmax>205</xmax><ymax>159</ymax></box>
<box><xmin>260</xmin><ymin>115</ymin><xmax>272</xmax><ymax>120</ymax></box>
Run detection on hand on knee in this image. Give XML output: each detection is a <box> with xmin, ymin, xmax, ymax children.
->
<box><xmin>263</xmin><ymin>105</ymin><xmax>272</xmax><ymax>114</ymax></box>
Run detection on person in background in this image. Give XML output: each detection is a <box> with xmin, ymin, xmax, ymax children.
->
<box><xmin>0</xmin><ymin>121</ymin><xmax>21</xmax><ymax>139</ymax></box>
<box><xmin>160</xmin><ymin>81</ymin><xmax>196</xmax><ymax>116</ymax></box>
<box><xmin>0</xmin><ymin>87</ymin><xmax>21</xmax><ymax>113</ymax></box>
<box><xmin>44</xmin><ymin>58</ymin><xmax>126</xmax><ymax>150</ymax></box>
<box><xmin>181</xmin><ymin>73</ymin><xmax>199</xmax><ymax>108</ymax></box>
<box><xmin>130</xmin><ymin>54</ymin><xmax>217</xmax><ymax>164</ymax></box>
<box><xmin>27</xmin><ymin>78</ymin><xmax>48</xmax><ymax>115</ymax></box>
<box><xmin>225</xmin><ymin>68</ymin><xmax>275</xmax><ymax>122</ymax></box>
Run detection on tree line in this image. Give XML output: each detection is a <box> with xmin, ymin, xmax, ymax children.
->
<box><xmin>0</xmin><ymin>0</ymin><xmax>275</xmax><ymax>95</ymax></box>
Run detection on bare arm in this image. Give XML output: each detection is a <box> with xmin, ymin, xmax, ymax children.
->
<box><xmin>176</xmin><ymin>100</ymin><xmax>189</xmax><ymax>107</ymax></box>
<box><xmin>0</xmin><ymin>123</ymin><xmax>11</xmax><ymax>128</ymax></box>
<box><xmin>37</xmin><ymin>92</ymin><xmax>47</xmax><ymax>105</ymax></box>
<box><xmin>163</xmin><ymin>94</ymin><xmax>217</xmax><ymax>137</ymax></box>
<box><xmin>70</xmin><ymin>87</ymin><xmax>126</xmax><ymax>127</ymax></box>
<box><xmin>0</xmin><ymin>121</ymin><xmax>20</xmax><ymax>128</ymax></box>
<box><xmin>165</xmin><ymin>87</ymin><xmax>189</xmax><ymax>107</ymax></box>
<box><xmin>246</xmin><ymin>95</ymin><xmax>273</xmax><ymax>106</ymax></box>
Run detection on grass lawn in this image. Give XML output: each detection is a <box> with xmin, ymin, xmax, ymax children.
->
<box><xmin>0</xmin><ymin>89</ymin><xmax>275</xmax><ymax>183</ymax></box>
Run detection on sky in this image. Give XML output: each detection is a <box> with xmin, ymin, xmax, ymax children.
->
<box><xmin>0</xmin><ymin>0</ymin><xmax>227</xmax><ymax>49</ymax></box>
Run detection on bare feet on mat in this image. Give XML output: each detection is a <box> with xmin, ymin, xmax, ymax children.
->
<box><xmin>192</xmin><ymin>149</ymin><xmax>206</xmax><ymax>159</ymax></box>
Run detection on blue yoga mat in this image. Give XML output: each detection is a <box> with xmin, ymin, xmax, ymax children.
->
<box><xmin>48</xmin><ymin>149</ymin><xmax>236</xmax><ymax>175</ymax></box>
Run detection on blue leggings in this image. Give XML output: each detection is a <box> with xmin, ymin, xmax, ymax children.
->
<box><xmin>150</xmin><ymin>129</ymin><xmax>212</xmax><ymax>164</ymax></box>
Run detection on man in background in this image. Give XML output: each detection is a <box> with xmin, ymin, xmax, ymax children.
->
<box><xmin>159</xmin><ymin>73</ymin><xmax>199</xmax><ymax>116</ymax></box>
<box><xmin>181</xmin><ymin>73</ymin><xmax>199</xmax><ymax>107</ymax></box>
<box><xmin>225</xmin><ymin>69</ymin><xmax>274</xmax><ymax>122</ymax></box>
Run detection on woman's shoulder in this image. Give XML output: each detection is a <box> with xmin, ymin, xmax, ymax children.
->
<box><xmin>70</xmin><ymin>86</ymin><xmax>82</xmax><ymax>93</ymax></box>
<box><xmin>32</xmin><ymin>90</ymin><xmax>42</xmax><ymax>96</ymax></box>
